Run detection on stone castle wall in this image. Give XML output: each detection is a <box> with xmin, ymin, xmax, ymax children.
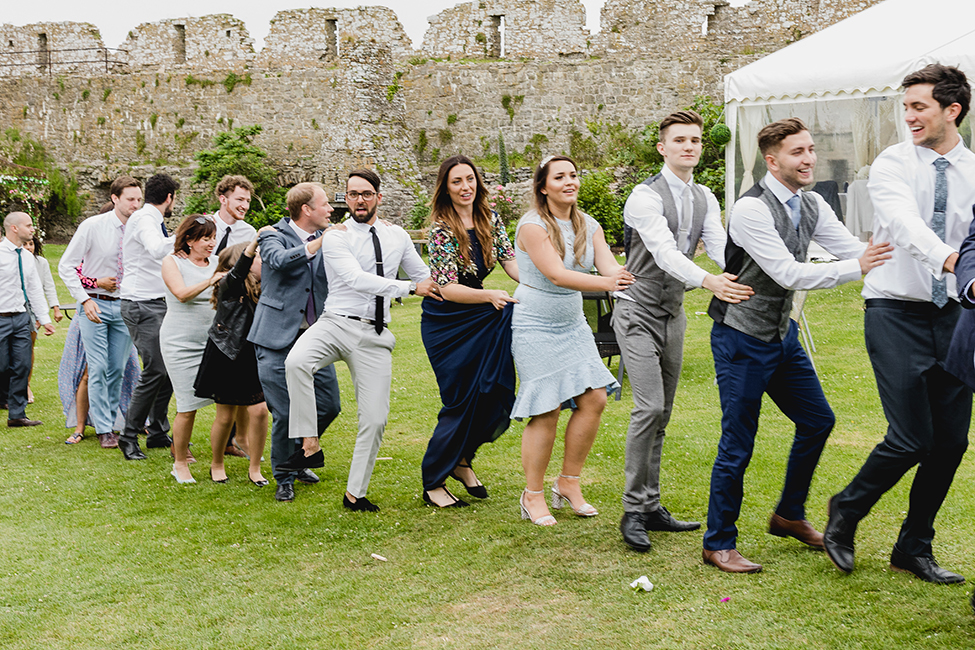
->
<box><xmin>0</xmin><ymin>0</ymin><xmax>884</xmax><ymax>223</ymax></box>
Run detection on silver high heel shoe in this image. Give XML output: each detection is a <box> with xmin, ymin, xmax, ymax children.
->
<box><xmin>171</xmin><ymin>463</ymin><xmax>196</xmax><ymax>484</ymax></box>
<box><xmin>551</xmin><ymin>474</ymin><xmax>598</xmax><ymax>517</ymax></box>
<box><xmin>520</xmin><ymin>489</ymin><xmax>557</xmax><ymax>526</ymax></box>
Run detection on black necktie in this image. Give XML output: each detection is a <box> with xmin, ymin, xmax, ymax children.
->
<box><xmin>369</xmin><ymin>226</ymin><xmax>384</xmax><ymax>334</ymax></box>
<box><xmin>160</xmin><ymin>220</ymin><xmax>169</xmax><ymax>237</ymax></box>
<box><xmin>216</xmin><ymin>226</ymin><xmax>231</xmax><ymax>254</ymax></box>
<box><xmin>305</xmin><ymin>235</ymin><xmax>317</xmax><ymax>327</ymax></box>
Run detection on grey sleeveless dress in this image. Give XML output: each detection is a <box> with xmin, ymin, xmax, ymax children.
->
<box><xmin>159</xmin><ymin>254</ymin><xmax>217</xmax><ymax>412</ymax></box>
<box><xmin>511</xmin><ymin>210</ymin><xmax>619</xmax><ymax>419</ymax></box>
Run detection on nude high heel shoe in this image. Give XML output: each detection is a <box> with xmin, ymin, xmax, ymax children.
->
<box><xmin>520</xmin><ymin>489</ymin><xmax>557</xmax><ymax>526</ymax></box>
<box><xmin>551</xmin><ymin>474</ymin><xmax>598</xmax><ymax>517</ymax></box>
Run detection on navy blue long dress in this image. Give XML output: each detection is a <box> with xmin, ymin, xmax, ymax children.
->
<box><xmin>420</xmin><ymin>216</ymin><xmax>516</xmax><ymax>491</ymax></box>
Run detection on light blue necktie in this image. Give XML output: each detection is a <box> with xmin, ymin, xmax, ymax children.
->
<box><xmin>931</xmin><ymin>157</ymin><xmax>949</xmax><ymax>308</ymax></box>
<box><xmin>785</xmin><ymin>195</ymin><xmax>801</xmax><ymax>230</ymax></box>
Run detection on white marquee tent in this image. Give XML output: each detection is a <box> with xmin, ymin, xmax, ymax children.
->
<box><xmin>723</xmin><ymin>0</ymin><xmax>975</xmax><ymax>237</ymax></box>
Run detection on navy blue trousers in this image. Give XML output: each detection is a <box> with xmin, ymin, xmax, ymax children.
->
<box><xmin>703</xmin><ymin>321</ymin><xmax>835</xmax><ymax>551</ymax></box>
<box><xmin>0</xmin><ymin>312</ymin><xmax>33</xmax><ymax>420</ymax></box>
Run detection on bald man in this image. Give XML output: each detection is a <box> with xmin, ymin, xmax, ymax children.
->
<box><xmin>1</xmin><ymin>212</ymin><xmax>54</xmax><ymax>427</ymax></box>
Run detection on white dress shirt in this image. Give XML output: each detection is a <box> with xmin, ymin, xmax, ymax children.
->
<box><xmin>35</xmin><ymin>256</ymin><xmax>59</xmax><ymax>309</ymax></box>
<box><xmin>729</xmin><ymin>172</ymin><xmax>865</xmax><ymax>291</ymax></box>
<box><xmin>321</xmin><ymin>219</ymin><xmax>430</xmax><ymax>323</ymax></box>
<box><xmin>863</xmin><ymin>136</ymin><xmax>975</xmax><ymax>302</ymax></box>
<box><xmin>0</xmin><ymin>238</ymin><xmax>50</xmax><ymax>325</ymax></box>
<box><xmin>120</xmin><ymin>204</ymin><xmax>175</xmax><ymax>301</ymax></box>
<box><xmin>622</xmin><ymin>163</ymin><xmax>726</xmax><ymax>289</ymax></box>
<box><xmin>58</xmin><ymin>210</ymin><xmax>126</xmax><ymax>304</ymax></box>
<box><xmin>212</xmin><ymin>210</ymin><xmax>257</xmax><ymax>249</ymax></box>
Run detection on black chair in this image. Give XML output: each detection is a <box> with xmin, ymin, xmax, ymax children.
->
<box><xmin>582</xmin><ymin>290</ymin><xmax>625</xmax><ymax>401</ymax></box>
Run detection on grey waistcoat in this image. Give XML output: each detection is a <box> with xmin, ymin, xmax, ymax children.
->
<box><xmin>708</xmin><ymin>179</ymin><xmax>817</xmax><ymax>342</ymax></box>
<box><xmin>623</xmin><ymin>173</ymin><xmax>707</xmax><ymax>318</ymax></box>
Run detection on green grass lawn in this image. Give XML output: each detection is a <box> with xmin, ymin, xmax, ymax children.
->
<box><xmin>2</xmin><ymin>245</ymin><xmax>974</xmax><ymax>649</ymax></box>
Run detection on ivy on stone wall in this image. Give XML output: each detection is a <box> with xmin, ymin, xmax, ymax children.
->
<box><xmin>0</xmin><ymin>128</ymin><xmax>86</xmax><ymax>233</ymax></box>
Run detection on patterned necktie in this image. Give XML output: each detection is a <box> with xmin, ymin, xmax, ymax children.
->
<box><xmin>786</xmin><ymin>195</ymin><xmax>802</xmax><ymax>230</ymax></box>
<box><xmin>15</xmin><ymin>248</ymin><xmax>29</xmax><ymax>309</ymax></box>
<box><xmin>116</xmin><ymin>222</ymin><xmax>125</xmax><ymax>288</ymax></box>
<box><xmin>216</xmin><ymin>226</ymin><xmax>231</xmax><ymax>254</ymax></box>
<box><xmin>931</xmin><ymin>157</ymin><xmax>950</xmax><ymax>308</ymax></box>
<box><xmin>679</xmin><ymin>186</ymin><xmax>692</xmax><ymax>254</ymax></box>
<box><xmin>369</xmin><ymin>226</ymin><xmax>384</xmax><ymax>334</ymax></box>
<box><xmin>305</xmin><ymin>234</ymin><xmax>317</xmax><ymax>327</ymax></box>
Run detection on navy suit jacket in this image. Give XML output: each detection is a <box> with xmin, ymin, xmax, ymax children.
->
<box><xmin>247</xmin><ymin>218</ymin><xmax>328</xmax><ymax>351</ymax></box>
<box><xmin>946</xmin><ymin>207</ymin><xmax>975</xmax><ymax>391</ymax></box>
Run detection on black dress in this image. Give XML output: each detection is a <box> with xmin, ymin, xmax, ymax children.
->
<box><xmin>193</xmin><ymin>254</ymin><xmax>264</xmax><ymax>406</ymax></box>
<box><xmin>420</xmin><ymin>218</ymin><xmax>516</xmax><ymax>491</ymax></box>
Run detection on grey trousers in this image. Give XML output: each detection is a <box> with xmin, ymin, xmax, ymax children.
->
<box><xmin>613</xmin><ymin>299</ymin><xmax>686</xmax><ymax>513</ymax></box>
<box><xmin>286</xmin><ymin>313</ymin><xmax>394</xmax><ymax>498</ymax></box>
<box><xmin>0</xmin><ymin>312</ymin><xmax>33</xmax><ymax>420</ymax></box>
<box><xmin>254</xmin><ymin>335</ymin><xmax>341</xmax><ymax>487</ymax></box>
<box><xmin>120</xmin><ymin>298</ymin><xmax>173</xmax><ymax>442</ymax></box>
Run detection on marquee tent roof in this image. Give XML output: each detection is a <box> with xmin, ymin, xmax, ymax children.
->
<box><xmin>725</xmin><ymin>0</ymin><xmax>975</xmax><ymax>104</ymax></box>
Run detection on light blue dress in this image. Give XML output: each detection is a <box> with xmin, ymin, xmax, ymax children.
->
<box><xmin>511</xmin><ymin>210</ymin><xmax>619</xmax><ymax>419</ymax></box>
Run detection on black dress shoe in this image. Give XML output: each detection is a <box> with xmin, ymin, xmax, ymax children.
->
<box><xmin>645</xmin><ymin>505</ymin><xmax>700</xmax><ymax>532</ymax></box>
<box><xmin>118</xmin><ymin>438</ymin><xmax>147</xmax><ymax>460</ymax></box>
<box><xmin>146</xmin><ymin>434</ymin><xmax>173</xmax><ymax>448</ymax></box>
<box><xmin>274</xmin><ymin>483</ymin><xmax>295</xmax><ymax>502</ymax></box>
<box><xmin>823</xmin><ymin>496</ymin><xmax>856</xmax><ymax>574</ymax></box>
<box><xmin>277</xmin><ymin>448</ymin><xmax>325</xmax><ymax>471</ymax></box>
<box><xmin>7</xmin><ymin>417</ymin><xmax>42</xmax><ymax>427</ymax></box>
<box><xmin>422</xmin><ymin>486</ymin><xmax>469</xmax><ymax>508</ymax></box>
<box><xmin>296</xmin><ymin>468</ymin><xmax>320</xmax><ymax>484</ymax></box>
<box><xmin>343</xmin><ymin>495</ymin><xmax>380</xmax><ymax>512</ymax></box>
<box><xmin>449</xmin><ymin>462</ymin><xmax>488</xmax><ymax>499</ymax></box>
<box><xmin>620</xmin><ymin>512</ymin><xmax>651</xmax><ymax>552</ymax></box>
<box><xmin>890</xmin><ymin>546</ymin><xmax>965</xmax><ymax>584</ymax></box>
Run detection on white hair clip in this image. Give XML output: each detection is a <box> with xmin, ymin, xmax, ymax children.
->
<box><xmin>539</xmin><ymin>155</ymin><xmax>555</xmax><ymax>168</ymax></box>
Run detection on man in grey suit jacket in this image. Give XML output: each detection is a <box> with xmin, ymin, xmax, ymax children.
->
<box><xmin>248</xmin><ymin>182</ymin><xmax>341</xmax><ymax>502</ymax></box>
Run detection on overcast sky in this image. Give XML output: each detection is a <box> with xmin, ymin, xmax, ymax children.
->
<box><xmin>4</xmin><ymin>1</ymin><xmax>612</xmax><ymax>50</ymax></box>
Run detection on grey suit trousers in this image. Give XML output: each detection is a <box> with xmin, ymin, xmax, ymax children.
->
<box><xmin>255</xmin><ymin>332</ymin><xmax>341</xmax><ymax>486</ymax></box>
<box><xmin>121</xmin><ymin>298</ymin><xmax>173</xmax><ymax>442</ymax></box>
<box><xmin>613</xmin><ymin>299</ymin><xmax>686</xmax><ymax>513</ymax></box>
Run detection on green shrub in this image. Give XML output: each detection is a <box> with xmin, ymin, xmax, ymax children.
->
<box><xmin>577</xmin><ymin>170</ymin><xmax>624</xmax><ymax>247</ymax></box>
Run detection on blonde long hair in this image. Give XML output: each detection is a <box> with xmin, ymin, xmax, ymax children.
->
<box><xmin>533</xmin><ymin>155</ymin><xmax>586</xmax><ymax>267</ymax></box>
<box><xmin>430</xmin><ymin>155</ymin><xmax>496</xmax><ymax>269</ymax></box>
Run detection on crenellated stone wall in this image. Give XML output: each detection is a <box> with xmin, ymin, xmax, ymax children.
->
<box><xmin>120</xmin><ymin>15</ymin><xmax>255</xmax><ymax>72</ymax></box>
<box><xmin>257</xmin><ymin>7</ymin><xmax>414</xmax><ymax>69</ymax></box>
<box><xmin>422</xmin><ymin>0</ymin><xmax>590</xmax><ymax>59</ymax></box>
<box><xmin>0</xmin><ymin>1</ymin><xmax>886</xmax><ymax>226</ymax></box>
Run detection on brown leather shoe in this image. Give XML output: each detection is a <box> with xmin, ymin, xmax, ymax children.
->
<box><xmin>98</xmin><ymin>432</ymin><xmax>119</xmax><ymax>449</ymax></box>
<box><xmin>224</xmin><ymin>443</ymin><xmax>249</xmax><ymax>459</ymax></box>
<box><xmin>702</xmin><ymin>548</ymin><xmax>763</xmax><ymax>573</ymax></box>
<box><xmin>768</xmin><ymin>513</ymin><xmax>825</xmax><ymax>549</ymax></box>
<box><xmin>7</xmin><ymin>418</ymin><xmax>42</xmax><ymax>427</ymax></box>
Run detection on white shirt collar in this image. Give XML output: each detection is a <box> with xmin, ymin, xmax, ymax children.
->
<box><xmin>916</xmin><ymin>133</ymin><xmax>966</xmax><ymax>166</ymax></box>
<box><xmin>346</xmin><ymin>218</ymin><xmax>379</xmax><ymax>234</ymax></box>
<box><xmin>287</xmin><ymin>219</ymin><xmax>314</xmax><ymax>242</ymax></box>
<box><xmin>661</xmin><ymin>164</ymin><xmax>693</xmax><ymax>198</ymax></box>
<box><xmin>0</xmin><ymin>237</ymin><xmax>19</xmax><ymax>251</ymax></box>
<box><xmin>764</xmin><ymin>171</ymin><xmax>800</xmax><ymax>207</ymax></box>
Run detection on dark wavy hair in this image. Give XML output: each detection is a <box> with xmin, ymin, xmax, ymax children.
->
<box><xmin>903</xmin><ymin>63</ymin><xmax>971</xmax><ymax>126</ymax></box>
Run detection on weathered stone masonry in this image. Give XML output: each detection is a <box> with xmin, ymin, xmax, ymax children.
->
<box><xmin>0</xmin><ymin>0</ymin><xmax>882</xmax><ymax>225</ymax></box>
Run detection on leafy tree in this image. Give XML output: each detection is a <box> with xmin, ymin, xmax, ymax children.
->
<box><xmin>0</xmin><ymin>128</ymin><xmax>86</xmax><ymax>232</ymax></box>
<box><xmin>184</xmin><ymin>124</ymin><xmax>286</xmax><ymax>228</ymax></box>
<box><xmin>577</xmin><ymin>170</ymin><xmax>624</xmax><ymax>247</ymax></box>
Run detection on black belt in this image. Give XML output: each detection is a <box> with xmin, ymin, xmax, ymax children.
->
<box><xmin>87</xmin><ymin>293</ymin><xmax>120</xmax><ymax>302</ymax></box>
<box><xmin>865</xmin><ymin>298</ymin><xmax>954</xmax><ymax>314</ymax></box>
<box><xmin>328</xmin><ymin>312</ymin><xmax>387</xmax><ymax>329</ymax></box>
